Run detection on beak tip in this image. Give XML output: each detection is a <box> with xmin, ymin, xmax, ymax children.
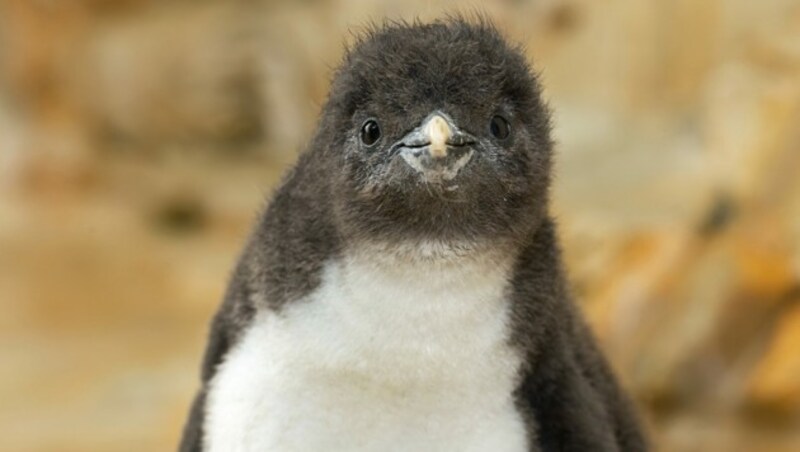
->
<box><xmin>429</xmin><ymin>143</ymin><xmax>447</xmax><ymax>158</ymax></box>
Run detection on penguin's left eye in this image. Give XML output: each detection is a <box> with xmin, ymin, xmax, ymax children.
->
<box><xmin>360</xmin><ymin>119</ymin><xmax>381</xmax><ymax>146</ymax></box>
<box><xmin>489</xmin><ymin>115</ymin><xmax>511</xmax><ymax>140</ymax></box>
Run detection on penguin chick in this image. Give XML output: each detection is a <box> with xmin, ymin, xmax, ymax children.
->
<box><xmin>180</xmin><ymin>18</ymin><xmax>648</xmax><ymax>452</ymax></box>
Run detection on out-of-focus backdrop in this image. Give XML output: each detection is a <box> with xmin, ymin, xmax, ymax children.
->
<box><xmin>1</xmin><ymin>0</ymin><xmax>799</xmax><ymax>450</ymax></box>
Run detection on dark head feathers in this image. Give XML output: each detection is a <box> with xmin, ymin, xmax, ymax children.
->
<box><xmin>328</xmin><ymin>18</ymin><xmax>547</xmax><ymax>129</ymax></box>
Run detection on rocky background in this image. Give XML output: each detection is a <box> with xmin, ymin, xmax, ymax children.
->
<box><xmin>1</xmin><ymin>0</ymin><xmax>799</xmax><ymax>450</ymax></box>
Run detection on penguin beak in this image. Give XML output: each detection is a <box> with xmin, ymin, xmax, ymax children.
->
<box><xmin>394</xmin><ymin>112</ymin><xmax>476</xmax><ymax>181</ymax></box>
<box><xmin>424</xmin><ymin>114</ymin><xmax>452</xmax><ymax>159</ymax></box>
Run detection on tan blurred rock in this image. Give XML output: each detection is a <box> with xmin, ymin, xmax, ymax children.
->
<box><xmin>83</xmin><ymin>3</ymin><xmax>265</xmax><ymax>150</ymax></box>
<box><xmin>747</xmin><ymin>303</ymin><xmax>800</xmax><ymax>416</ymax></box>
<box><xmin>0</xmin><ymin>0</ymin><xmax>97</xmax><ymax>186</ymax></box>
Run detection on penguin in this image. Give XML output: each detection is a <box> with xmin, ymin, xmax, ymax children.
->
<box><xmin>179</xmin><ymin>18</ymin><xmax>648</xmax><ymax>452</ymax></box>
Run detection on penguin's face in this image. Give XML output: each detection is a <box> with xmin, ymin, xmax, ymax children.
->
<box><xmin>324</xmin><ymin>20</ymin><xmax>553</xmax><ymax>244</ymax></box>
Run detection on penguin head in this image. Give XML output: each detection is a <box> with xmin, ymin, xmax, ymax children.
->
<box><xmin>319</xmin><ymin>18</ymin><xmax>553</xmax><ymax>245</ymax></box>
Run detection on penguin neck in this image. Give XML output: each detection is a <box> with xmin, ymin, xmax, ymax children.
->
<box><xmin>347</xmin><ymin>237</ymin><xmax>517</xmax><ymax>265</ymax></box>
<box><xmin>276</xmin><ymin>240</ymin><xmax>521</xmax><ymax>385</ymax></box>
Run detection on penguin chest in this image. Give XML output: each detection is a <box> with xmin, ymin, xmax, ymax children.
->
<box><xmin>205</xmin><ymin>252</ymin><xmax>529</xmax><ymax>452</ymax></box>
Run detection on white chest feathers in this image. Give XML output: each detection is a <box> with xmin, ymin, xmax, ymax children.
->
<box><xmin>204</xmin><ymin>246</ymin><xmax>528</xmax><ymax>452</ymax></box>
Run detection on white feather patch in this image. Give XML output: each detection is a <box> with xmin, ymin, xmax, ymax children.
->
<box><xmin>205</xmin><ymin>244</ymin><xmax>528</xmax><ymax>452</ymax></box>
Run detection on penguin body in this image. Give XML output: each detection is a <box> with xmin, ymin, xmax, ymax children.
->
<box><xmin>180</xmin><ymin>18</ymin><xmax>647</xmax><ymax>452</ymax></box>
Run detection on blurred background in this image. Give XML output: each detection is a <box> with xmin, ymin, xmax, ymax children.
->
<box><xmin>1</xmin><ymin>0</ymin><xmax>799</xmax><ymax>450</ymax></box>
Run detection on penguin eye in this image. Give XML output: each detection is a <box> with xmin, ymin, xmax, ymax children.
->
<box><xmin>360</xmin><ymin>119</ymin><xmax>381</xmax><ymax>146</ymax></box>
<box><xmin>489</xmin><ymin>115</ymin><xmax>510</xmax><ymax>140</ymax></box>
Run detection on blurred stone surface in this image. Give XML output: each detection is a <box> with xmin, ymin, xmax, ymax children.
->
<box><xmin>1</xmin><ymin>0</ymin><xmax>799</xmax><ymax>451</ymax></box>
<box><xmin>748</xmin><ymin>302</ymin><xmax>800</xmax><ymax>417</ymax></box>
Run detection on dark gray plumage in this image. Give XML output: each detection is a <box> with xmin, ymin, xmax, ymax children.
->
<box><xmin>180</xmin><ymin>18</ymin><xmax>647</xmax><ymax>452</ymax></box>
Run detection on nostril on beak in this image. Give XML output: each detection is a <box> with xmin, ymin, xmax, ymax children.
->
<box><xmin>424</xmin><ymin>115</ymin><xmax>452</xmax><ymax>159</ymax></box>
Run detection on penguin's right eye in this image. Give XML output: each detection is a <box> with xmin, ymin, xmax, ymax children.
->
<box><xmin>360</xmin><ymin>120</ymin><xmax>381</xmax><ymax>146</ymax></box>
